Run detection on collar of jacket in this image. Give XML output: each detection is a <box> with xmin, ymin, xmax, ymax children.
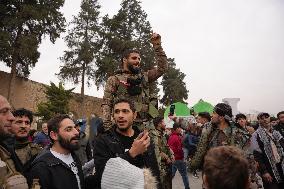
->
<box><xmin>0</xmin><ymin>136</ymin><xmax>24</xmax><ymax>172</ymax></box>
<box><xmin>0</xmin><ymin>136</ymin><xmax>15</xmax><ymax>149</ymax></box>
<box><xmin>107</xmin><ymin>125</ymin><xmax>140</xmax><ymax>141</ymax></box>
<box><xmin>170</xmin><ymin>131</ymin><xmax>180</xmax><ymax>136</ymax></box>
<box><xmin>79</xmin><ymin>131</ymin><xmax>86</xmax><ymax>139</ymax></box>
<box><xmin>32</xmin><ymin>147</ymin><xmax>79</xmax><ymax>169</ymax></box>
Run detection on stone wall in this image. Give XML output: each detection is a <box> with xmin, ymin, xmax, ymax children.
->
<box><xmin>0</xmin><ymin>70</ymin><xmax>103</xmax><ymax>119</ymax></box>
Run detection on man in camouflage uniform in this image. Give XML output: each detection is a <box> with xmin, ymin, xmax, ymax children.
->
<box><xmin>190</xmin><ymin>103</ymin><xmax>251</xmax><ymax>171</ymax></box>
<box><xmin>102</xmin><ymin>32</ymin><xmax>168</xmax><ymax>131</ymax></box>
<box><xmin>151</xmin><ymin>117</ymin><xmax>173</xmax><ymax>189</ymax></box>
<box><xmin>11</xmin><ymin>108</ymin><xmax>42</xmax><ymax>171</ymax></box>
<box><xmin>0</xmin><ymin>95</ymin><xmax>29</xmax><ymax>189</ymax></box>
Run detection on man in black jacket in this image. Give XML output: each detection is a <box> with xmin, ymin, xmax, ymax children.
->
<box><xmin>91</xmin><ymin>98</ymin><xmax>160</xmax><ymax>189</ymax></box>
<box><xmin>28</xmin><ymin>114</ymin><xmax>85</xmax><ymax>189</ymax></box>
<box><xmin>274</xmin><ymin>111</ymin><xmax>284</xmax><ymax>137</ymax></box>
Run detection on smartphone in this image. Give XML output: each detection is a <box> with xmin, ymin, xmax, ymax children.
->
<box><xmin>169</xmin><ymin>104</ymin><xmax>175</xmax><ymax>116</ymax></box>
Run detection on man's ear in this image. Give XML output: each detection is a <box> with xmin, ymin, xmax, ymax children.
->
<box><xmin>50</xmin><ymin>131</ymin><xmax>58</xmax><ymax>141</ymax></box>
<box><xmin>202</xmin><ymin>174</ymin><xmax>209</xmax><ymax>189</ymax></box>
<box><xmin>133</xmin><ymin>111</ymin><xmax>137</xmax><ymax>120</ymax></box>
<box><xmin>245</xmin><ymin>177</ymin><xmax>250</xmax><ymax>189</ymax></box>
<box><xmin>123</xmin><ymin>57</ymin><xmax>128</xmax><ymax>66</ymax></box>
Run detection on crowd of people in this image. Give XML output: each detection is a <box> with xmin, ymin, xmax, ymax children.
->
<box><xmin>2</xmin><ymin>93</ymin><xmax>284</xmax><ymax>189</ymax></box>
<box><xmin>1</xmin><ymin>31</ymin><xmax>284</xmax><ymax>189</ymax></box>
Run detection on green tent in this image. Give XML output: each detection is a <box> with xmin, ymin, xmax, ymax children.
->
<box><xmin>192</xmin><ymin>99</ymin><xmax>214</xmax><ymax>114</ymax></box>
<box><xmin>164</xmin><ymin>102</ymin><xmax>190</xmax><ymax>118</ymax></box>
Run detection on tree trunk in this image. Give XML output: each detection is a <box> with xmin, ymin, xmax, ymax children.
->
<box><xmin>7</xmin><ymin>60</ymin><xmax>17</xmax><ymax>105</ymax></box>
<box><xmin>80</xmin><ymin>62</ymin><xmax>86</xmax><ymax>117</ymax></box>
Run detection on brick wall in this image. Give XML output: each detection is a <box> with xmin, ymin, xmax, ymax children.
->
<box><xmin>0</xmin><ymin>70</ymin><xmax>103</xmax><ymax>119</ymax></box>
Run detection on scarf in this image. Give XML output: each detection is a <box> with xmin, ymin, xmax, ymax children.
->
<box><xmin>14</xmin><ymin>137</ymin><xmax>30</xmax><ymax>149</ymax></box>
<box><xmin>256</xmin><ymin>127</ymin><xmax>284</xmax><ymax>183</ymax></box>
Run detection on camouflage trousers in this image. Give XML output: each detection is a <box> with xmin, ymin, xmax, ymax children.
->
<box><xmin>247</xmin><ymin>154</ymin><xmax>262</xmax><ymax>189</ymax></box>
<box><xmin>160</xmin><ymin>163</ymin><xmax>172</xmax><ymax>189</ymax></box>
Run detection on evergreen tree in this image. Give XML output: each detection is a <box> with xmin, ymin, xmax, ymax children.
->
<box><xmin>37</xmin><ymin>82</ymin><xmax>74</xmax><ymax>121</ymax></box>
<box><xmin>96</xmin><ymin>0</ymin><xmax>158</xmax><ymax>95</ymax></box>
<box><xmin>0</xmin><ymin>0</ymin><xmax>65</xmax><ymax>102</ymax></box>
<box><xmin>161</xmin><ymin>58</ymin><xmax>188</xmax><ymax>106</ymax></box>
<box><xmin>58</xmin><ymin>0</ymin><xmax>102</xmax><ymax>110</ymax></box>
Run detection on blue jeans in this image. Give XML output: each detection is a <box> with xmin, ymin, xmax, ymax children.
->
<box><xmin>183</xmin><ymin>148</ymin><xmax>189</xmax><ymax>161</ymax></box>
<box><xmin>172</xmin><ymin>160</ymin><xmax>190</xmax><ymax>189</ymax></box>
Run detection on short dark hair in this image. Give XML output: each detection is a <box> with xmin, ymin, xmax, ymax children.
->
<box><xmin>198</xmin><ymin>112</ymin><xmax>211</xmax><ymax>122</ymax></box>
<box><xmin>172</xmin><ymin>122</ymin><xmax>181</xmax><ymax>131</ymax></box>
<box><xmin>235</xmin><ymin>113</ymin><xmax>247</xmax><ymax>121</ymax></box>
<box><xmin>47</xmin><ymin>114</ymin><xmax>71</xmax><ymax>141</ymax></box>
<box><xmin>153</xmin><ymin>116</ymin><xmax>164</xmax><ymax>128</ymax></box>
<box><xmin>277</xmin><ymin>111</ymin><xmax>284</xmax><ymax>118</ymax></box>
<box><xmin>203</xmin><ymin>146</ymin><xmax>249</xmax><ymax>189</ymax></box>
<box><xmin>113</xmin><ymin>98</ymin><xmax>136</xmax><ymax>113</ymax></box>
<box><xmin>121</xmin><ymin>49</ymin><xmax>140</xmax><ymax>64</ymax></box>
<box><xmin>12</xmin><ymin>108</ymin><xmax>33</xmax><ymax>123</ymax></box>
<box><xmin>270</xmin><ymin>117</ymin><xmax>278</xmax><ymax>122</ymax></box>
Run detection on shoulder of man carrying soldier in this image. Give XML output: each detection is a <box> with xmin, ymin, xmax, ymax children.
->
<box><xmin>29</xmin><ymin>143</ymin><xmax>43</xmax><ymax>156</ymax></box>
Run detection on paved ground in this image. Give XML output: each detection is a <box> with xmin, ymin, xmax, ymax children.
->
<box><xmin>172</xmin><ymin>171</ymin><xmax>264</xmax><ymax>189</ymax></box>
<box><xmin>172</xmin><ymin>171</ymin><xmax>202</xmax><ymax>189</ymax></box>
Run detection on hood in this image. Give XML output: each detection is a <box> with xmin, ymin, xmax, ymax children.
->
<box><xmin>143</xmin><ymin>168</ymin><xmax>157</xmax><ymax>189</ymax></box>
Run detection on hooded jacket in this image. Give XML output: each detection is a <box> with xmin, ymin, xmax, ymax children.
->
<box><xmin>89</xmin><ymin>125</ymin><xmax>160</xmax><ymax>189</ymax></box>
<box><xmin>27</xmin><ymin>148</ymin><xmax>85</xmax><ymax>189</ymax></box>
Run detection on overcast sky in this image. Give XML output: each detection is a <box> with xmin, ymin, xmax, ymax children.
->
<box><xmin>1</xmin><ymin>0</ymin><xmax>284</xmax><ymax>115</ymax></box>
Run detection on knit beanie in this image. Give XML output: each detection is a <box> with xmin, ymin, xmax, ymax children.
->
<box><xmin>101</xmin><ymin>157</ymin><xmax>144</xmax><ymax>189</ymax></box>
<box><xmin>214</xmin><ymin>103</ymin><xmax>233</xmax><ymax>121</ymax></box>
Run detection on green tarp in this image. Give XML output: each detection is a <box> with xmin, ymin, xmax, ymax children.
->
<box><xmin>192</xmin><ymin>99</ymin><xmax>214</xmax><ymax>114</ymax></box>
<box><xmin>164</xmin><ymin>102</ymin><xmax>190</xmax><ymax>118</ymax></box>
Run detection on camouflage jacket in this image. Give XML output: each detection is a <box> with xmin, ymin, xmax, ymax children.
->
<box><xmin>0</xmin><ymin>144</ymin><xmax>29</xmax><ymax>189</ymax></box>
<box><xmin>15</xmin><ymin>141</ymin><xmax>42</xmax><ymax>165</ymax></box>
<box><xmin>190</xmin><ymin>122</ymin><xmax>251</xmax><ymax>170</ymax></box>
<box><xmin>102</xmin><ymin>45</ymin><xmax>168</xmax><ymax>130</ymax></box>
<box><xmin>149</xmin><ymin>128</ymin><xmax>172</xmax><ymax>172</ymax></box>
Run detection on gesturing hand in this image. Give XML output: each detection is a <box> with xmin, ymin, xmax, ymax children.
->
<box><xmin>262</xmin><ymin>173</ymin><xmax>273</xmax><ymax>183</ymax></box>
<box><xmin>129</xmin><ymin>131</ymin><xmax>150</xmax><ymax>158</ymax></box>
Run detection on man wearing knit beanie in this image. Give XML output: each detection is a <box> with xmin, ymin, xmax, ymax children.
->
<box><xmin>190</xmin><ymin>102</ymin><xmax>251</xmax><ymax>171</ymax></box>
<box><xmin>213</xmin><ymin>103</ymin><xmax>233</xmax><ymax>122</ymax></box>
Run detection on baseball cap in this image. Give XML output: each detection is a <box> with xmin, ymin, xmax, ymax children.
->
<box><xmin>257</xmin><ymin>112</ymin><xmax>270</xmax><ymax>120</ymax></box>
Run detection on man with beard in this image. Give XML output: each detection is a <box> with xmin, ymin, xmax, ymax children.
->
<box><xmin>274</xmin><ymin>111</ymin><xmax>284</xmax><ymax>137</ymax></box>
<box><xmin>251</xmin><ymin>112</ymin><xmax>284</xmax><ymax>189</ymax></box>
<box><xmin>11</xmin><ymin>108</ymin><xmax>42</xmax><ymax>169</ymax></box>
<box><xmin>151</xmin><ymin>116</ymin><xmax>173</xmax><ymax>189</ymax></box>
<box><xmin>190</xmin><ymin>103</ymin><xmax>251</xmax><ymax>171</ymax></box>
<box><xmin>0</xmin><ymin>95</ymin><xmax>29</xmax><ymax>188</ymax></box>
<box><xmin>91</xmin><ymin>98</ymin><xmax>160</xmax><ymax>189</ymax></box>
<box><xmin>235</xmin><ymin>113</ymin><xmax>255</xmax><ymax>135</ymax></box>
<box><xmin>102</xmin><ymin>32</ymin><xmax>168</xmax><ymax>131</ymax></box>
<box><xmin>28</xmin><ymin>114</ymin><xmax>85</xmax><ymax>189</ymax></box>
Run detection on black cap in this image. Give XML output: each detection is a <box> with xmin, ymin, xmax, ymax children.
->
<box><xmin>257</xmin><ymin>112</ymin><xmax>270</xmax><ymax>120</ymax></box>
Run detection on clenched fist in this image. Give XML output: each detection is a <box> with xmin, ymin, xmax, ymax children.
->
<box><xmin>150</xmin><ymin>33</ymin><xmax>161</xmax><ymax>47</ymax></box>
